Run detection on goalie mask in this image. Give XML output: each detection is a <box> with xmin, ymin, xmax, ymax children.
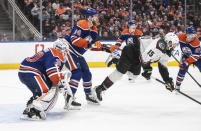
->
<box><xmin>53</xmin><ymin>38</ymin><xmax>69</xmax><ymax>61</ymax></box>
<box><xmin>164</xmin><ymin>32</ymin><xmax>179</xmax><ymax>50</ymax></box>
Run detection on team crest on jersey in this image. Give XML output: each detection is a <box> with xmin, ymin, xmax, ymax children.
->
<box><xmin>76</xmin><ymin>30</ymin><xmax>81</xmax><ymax>36</ymax></box>
<box><xmin>182</xmin><ymin>47</ymin><xmax>192</xmax><ymax>56</ymax></box>
<box><xmin>56</xmin><ymin>59</ymin><xmax>62</xmax><ymax>67</ymax></box>
<box><xmin>158</xmin><ymin>42</ymin><xmax>165</xmax><ymax>50</ymax></box>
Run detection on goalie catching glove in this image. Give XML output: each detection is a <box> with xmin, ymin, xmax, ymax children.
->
<box><xmin>164</xmin><ymin>77</ymin><xmax>174</xmax><ymax>92</ymax></box>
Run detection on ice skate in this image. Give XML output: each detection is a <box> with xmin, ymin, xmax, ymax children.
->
<box><xmin>20</xmin><ymin>107</ymin><xmax>46</xmax><ymax>121</ymax></box>
<box><xmin>86</xmin><ymin>93</ymin><xmax>99</xmax><ymax>104</ymax></box>
<box><xmin>93</xmin><ymin>85</ymin><xmax>104</xmax><ymax>101</ymax></box>
<box><xmin>64</xmin><ymin>94</ymin><xmax>81</xmax><ymax>110</ymax></box>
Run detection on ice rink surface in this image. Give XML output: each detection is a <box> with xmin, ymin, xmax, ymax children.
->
<box><xmin>0</xmin><ymin>67</ymin><xmax>201</xmax><ymax>131</ymax></box>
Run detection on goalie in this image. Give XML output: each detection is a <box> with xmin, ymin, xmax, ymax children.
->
<box><xmin>105</xmin><ymin>20</ymin><xmax>143</xmax><ymax>82</ymax></box>
<box><xmin>18</xmin><ymin>38</ymin><xmax>73</xmax><ymax>120</ymax></box>
<box><xmin>94</xmin><ymin>32</ymin><xmax>179</xmax><ymax>102</ymax></box>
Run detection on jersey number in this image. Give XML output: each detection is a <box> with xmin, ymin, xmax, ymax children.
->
<box><xmin>26</xmin><ymin>51</ymin><xmax>44</xmax><ymax>62</ymax></box>
<box><xmin>147</xmin><ymin>50</ymin><xmax>155</xmax><ymax>57</ymax></box>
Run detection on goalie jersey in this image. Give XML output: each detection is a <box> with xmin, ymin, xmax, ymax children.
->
<box><xmin>64</xmin><ymin>19</ymin><xmax>98</xmax><ymax>56</ymax></box>
<box><xmin>19</xmin><ymin>48</ymin><xmax>65</xmax><ymax>86</ymax></box>
<box><xmin>141</xmin><ymin>38</ymin><xmax>172</xmax><ymax>67</ymax></box>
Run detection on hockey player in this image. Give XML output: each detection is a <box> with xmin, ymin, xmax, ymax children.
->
<box><xmin>63</xmin><ymin>8</ymin><xmax>106</xmax><ymax>107</ymax></box>
<box><xmin>18</xmin><ymin>38</ymin><xmax>73</xmax><ymax>120</ymax></box>
<box><xmin>106</xmin><ymin>20</ymin><xmax>143</xmax><ymax>83</ymax></box>
<box><xmin>94</xmin><ymin>32</ymin><xmax>179</xmax><ymax>101</ymax></box>
<box><xmin>175</xmin><ymin>27</ymin><xmax>201</xmax><ymax>91</ymax></box>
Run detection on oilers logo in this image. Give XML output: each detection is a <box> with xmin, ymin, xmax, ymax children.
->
<box><xmin>182</xmin><ymin>47</ymin><xmax>192</xmax><ymax>56</ymax></box>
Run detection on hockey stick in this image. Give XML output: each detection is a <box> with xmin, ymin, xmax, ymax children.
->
<box><xmin>151</xmin><ymin>76</ymin><xmax>201</xmax><ymax>105</ymax></box>
<box><xmin>55</xmin><ymin>64</ymin><xmax>73</xmax><ymax>109</ymax></box>
<box><xmin>171</xmin><ymin>54</ymin><xmax>201</xmax><ymax>88</ymax></box>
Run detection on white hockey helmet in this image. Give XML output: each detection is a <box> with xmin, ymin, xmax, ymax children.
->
<box><xmin>164</xmin><ymin>32</ymin><xmax>179</xmax><ymax>50</ymax></box>
<box><xmin>53</xmin><ymin>38</ymin><xmax>69</xmax><ymax>61</ymax></box>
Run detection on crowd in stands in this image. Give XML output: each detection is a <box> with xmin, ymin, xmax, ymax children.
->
<box><xmin>16</xmin><ymin>0</ymin><xmax>201</xmax><ymax>41</ymax></box>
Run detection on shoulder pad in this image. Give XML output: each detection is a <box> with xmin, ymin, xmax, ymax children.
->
<box><xmin>77</xmin><ymin>20</ymin><xmax>89</xmax><ymax>30</ymax></box>
<box><xmin>121</xmin><ymin>29</ymin><xmax>130</xmax><ymax>35</ymax></box>
<box><xmin>134</xmin><ymin>29</ymin><xmax>143</xmax><ymax>36</ymax></box>
<box><xmin>189</xmin><ymin>37</ymin><xmax>200</xmax><ymax>47</ymax></box>
<box><xmin>178</xmin><ymin>33</ymin><xmax>186</xmax><ymax>43</ymax></box>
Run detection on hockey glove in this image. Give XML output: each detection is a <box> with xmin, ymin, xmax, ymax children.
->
<box><xmin>165</xmin><ymin>77</ymin><xmax>174</xmax><ymax>92</ymax></box>
<box><xmin>107</xmin><ymin>58</ymin><xmax>119</xmax><ymax>67</ymax></box>
<box><xmin>109</xmin><ymin>45</ymin><xmax>119</xmax><ymax>52</ymax></box>
<box><xmin>90</xmin><ymin>41</ymin><xmax>102</xmax><ymax>49</ymax></box>
<box><xmin>179</xmin><ymin>61</ymin><xmax>189</xmax><ymax>70</ymax></box>
<box><xmin>142</xmin><ymin>70</ymin><xmax>152</xmax><ymax>80</ymax></box>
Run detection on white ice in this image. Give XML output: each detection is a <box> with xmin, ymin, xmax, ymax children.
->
<box><xmin>0</xmin><ymin>67</ymin><xmax>201</xmax><ymax>131</ymax></box>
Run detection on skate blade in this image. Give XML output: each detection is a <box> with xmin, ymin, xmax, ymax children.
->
<box><xmin>20</xmin><ymin>114</ymin><xmax>42</xmax><ymax>121</ymax></box>
<box><xmin>87</xmin><ymin>100</ymin><xmax>100</xmax><ymax>105</ymax></box>
<box><xmin>64</xmin><ymin>105</ymin><xmax>81</xmax><ymax>110</ymax></box>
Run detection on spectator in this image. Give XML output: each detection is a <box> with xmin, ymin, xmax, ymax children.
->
<box><xmin>16</xmin><ymin>0</ymin><xmax>201</xmax><ymax>41</ymax></box>
<box><xmin>31</xmin><ymin>2</ymin><xmax>44</xmax><ymax>26</ymax></box>
<box><xmin>52</xmin><ymin>0</ymin><xmax>60</xmax><ymax>10</ymax></box>
<box><xmin>55</xmin><ymin>3</ymin><xmax>67</xmax><ymax>19</ymax></box>
<box><xmin>40</xmin><ymin>8</ymin><xmax>50</xmax><ymax>21</ymax></box>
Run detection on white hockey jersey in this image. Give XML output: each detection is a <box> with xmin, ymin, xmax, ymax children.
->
<box><xmin>141</xmin><ymin>38</ymin><xmax>172</xmax><ymax>67</ymax></box>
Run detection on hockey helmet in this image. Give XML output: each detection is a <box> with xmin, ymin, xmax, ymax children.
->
<box><xmin>53</xmin><ymin>38</ymin><xmax>69</xmax><ymax>55</ymax></box>
<box><xmin>85</xmin><ymin>8</ymin><xmax>98</xmax><ymax>18</ymax></box>
<box><xmin>186</xmin><ymin>27</ymin><xmax>196</xmax><ymax>34</ymax></box>
<box><xmin>127</xmin><ymin>20</ymin><xmax>136</xmax><ymax>28</ymax></box>
<box><xmin>164</xmin><ymin>32</ymin><xmax>179</xmax><ymax>50</ymax></box>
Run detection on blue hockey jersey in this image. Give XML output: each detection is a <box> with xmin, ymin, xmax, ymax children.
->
<box><xmin>19</xmin><ymin>48</ymin><xmax>65</xmax><ymax>85</ymax></box>
<box><xmin>64</xmin><ymin>19</ymin><xmax>98</xmax><ymax>56</ymax></box>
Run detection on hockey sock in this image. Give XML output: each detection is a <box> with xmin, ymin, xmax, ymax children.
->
<box><xmin>100</xmin><ymin>77</ymin><xmax>114</xmax><ymax>91</ymax></box>
<box><xmin>69</xmin><ymin>79</ymin><xmax>79</xmax><ymax>94</ymax></box>
<box><xmin>83</xmin><ymin>81</ymin><xmax>92</xmax><ymax>94</ymax></box>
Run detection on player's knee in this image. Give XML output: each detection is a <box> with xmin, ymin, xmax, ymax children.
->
<box><xmin>71</xmin><ymin>69</ymin><xmax>82</xmax><ymax>80</ymax></box>
<box><xmin>108</xmin><ymin>69</ymin><xmax>124</xmax><ymax>83</ymax></box>
<box><xmin>82</xmin><ymin>70</ymin><xmax>92</xmax><ymax>81</ymax></box>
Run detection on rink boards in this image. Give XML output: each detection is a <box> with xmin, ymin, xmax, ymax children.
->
<box><xmin>0</xmin><ymin>39</ymin><xmax>182</xmax><ymax>69</ymax></box>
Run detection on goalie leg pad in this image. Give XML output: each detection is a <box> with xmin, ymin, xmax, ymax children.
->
<box><xmin>33</xmin><ymin>86</ymin><xmax>59</xmax><ymax>113</ymax></box>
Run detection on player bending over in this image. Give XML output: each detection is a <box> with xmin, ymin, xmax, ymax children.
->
<box><xmin>106</xmin><ymin>20</ymin><xmax>143</xmax><ymax>83</ymax></box>
<box><xmin>175</xmin><ymin>27</ymin><xmax>201</xmax><ymax>91</ymax></box>
<box><xmin>18</xmin><ymin>38</ymin><xmax>72</xmax><ymax>120</ymax></box>
<box><xmin>94</xmin><ymin>32</ymin><xmax>179</xmax><ymax>101</ymax></box>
